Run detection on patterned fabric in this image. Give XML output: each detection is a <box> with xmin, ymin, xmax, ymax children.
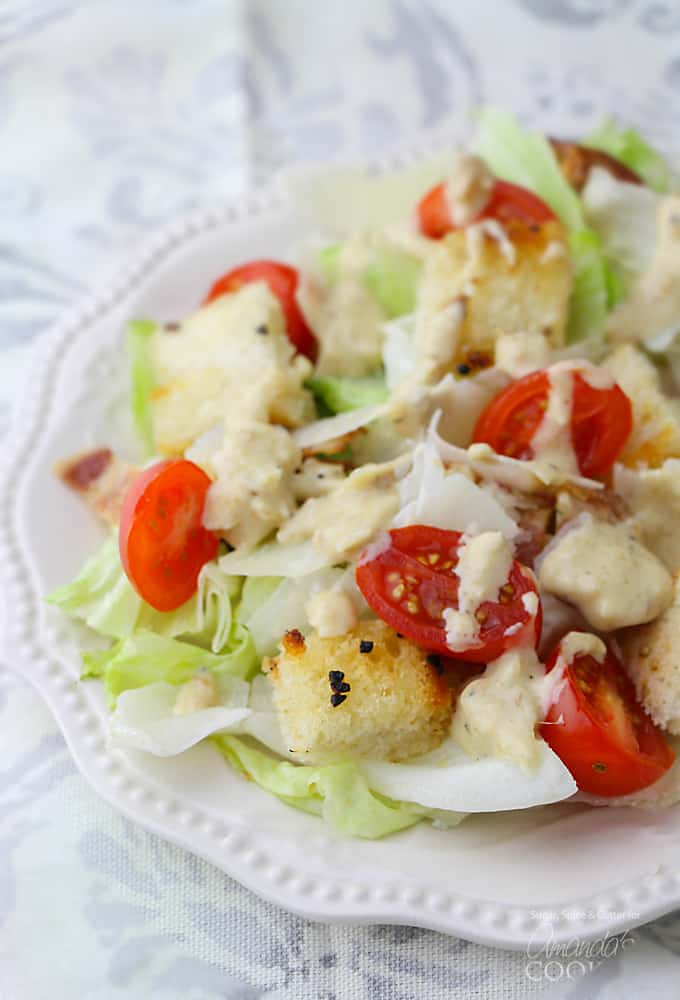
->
<box><xmin>4</xmin><ymin>2</ymin><xmax>680</xmax><ymax>996</ymax></box>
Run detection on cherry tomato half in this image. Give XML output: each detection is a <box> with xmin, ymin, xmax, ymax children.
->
<box><xmin>203</xmin><ymin>260</ymin><xmax>318</xmax><ymax>362</ymax></box>
<box><xmin>540</xmin><ymin>637</ymin><xmax>674</xmax><ymax>796</ymax></box>
<box><xmin>119</xmin><ymin>459</ymin><xmax>219</xmax><ymax>612</ymax></box>
<box><xmin>472</xmin><ymin>367</ymin><xmax>633</xmax><ymax>479</ymax></box>
<box><xmin>417</xmin><ymin>178</ymin><xmax>556</xmax><ymax>240</ymax></box>
<box><xmin>355</xmin><ymin>525</ymin><xmax>541</xmax><ymax>662</ymax></box>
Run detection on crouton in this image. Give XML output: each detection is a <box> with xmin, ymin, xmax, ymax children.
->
<box><xmin>147</xmin><ymin>283</ymin><xmax>314</xmax><ymax>455</ymax></box>
<box><xmin>603</xmin><ymin>344</ymin><xmax>680</xmax><ymax>468</ymax></box>
<box><xmin>55</xmin><ymin>448</ymin><xmax>138</xmax><ymax>525</ymax></box>
<box><xmin>264</xmin><ymin>620</ymin><xmax>453</xmax><ymax>762</ymax></box>
<box><xmin>415</xmin><ymin>218</ymin><xmax>572</xmax><ymax>378</ymax></box>
<box><xmin>619</xmin><ymin>573</ymin><xmax>680</xmax><ymax>735</ymax></box>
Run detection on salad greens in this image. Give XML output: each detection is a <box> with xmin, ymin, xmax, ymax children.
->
<box><xmin>585</xmin><ymin>119</ymin><xmax>671</xmax><ymax>193</ymax></box>
<box><xmin>47</xmin><ymin>106</ymin><xmax>677</xmax><ymax>838</ymax></box>
<box><xmin>478</xmin><ymin>108</ymin><xmax>611</xmax><ymax>341</ymax></box>
<box><xmin>306</xmin><ymin>373</ymin><xmax>388</xmax><ymax>414</ymax></box>
<box><xmin>47</xmin><ymin>534</ymin><xmax>241</xmax><ymax>651</ymax></box>
<box><xmin>212</xmin><ymin>735</ymin><xmax>442</xmax><ymax>838</ymax></box>
<box><xmin>82</xmin><ymin>627</ymin><xmax>257</xmax><ymax>708</ymax></box>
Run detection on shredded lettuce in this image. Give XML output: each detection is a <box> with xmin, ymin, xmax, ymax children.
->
<box><xmin>236</xmin><ymin>576</ymin><xmax>283</xmax><ymax>624</ymax></box>
<box><xmin>83</xmin><ymin>627</ymin><xmax>258</xmax><ymax>708</ymax></box>
<box><xmin>477</xmin><ymin>108</ymin><xmax>612</xmax><ymax>342</ymax></box>
<box><xmin>127</xmin><ymin>319</ymin><xmax>157</xmax><ymax>456</ymax></box>
<box><xmin>317</xmin><ymin>243</ymin><xmax>421</xmax><ymax>318</ymax></box>
<box><xmin>47</xmin><ymin>535</ymin><xmax>241</xmax><ymax>653</ymax></box>
<box><xmin>566</xmin><ymin>229</ymin><xmax>610</xmax><ymax>341</ymax></box>
<box><xmin>212</xmin><ymin>735</ymin><xmax>428</xmax><ymax>838</ymax></box>
<box><xmin>362</xmin><ymin>246</ymin><xmax>421</xmax><ymax>319</ymax></box>
<box><xmin>110</xmin><ymin>678</ymin><xmax>251</xmax><ymax>756</ymax></box>
<box><xmin>477</xmin><ymin>108</ymin><xmax>585</xmax><ymax>230</ymax></box>
<box><xmin>305</xmin><ymin>374</ymin><xmax>388</xmax><ymax>414</ymax></box>
<box><xmin>585</xmin><ymin>120</ymin><xmax>671</xmax><ymax>194</ymax></box>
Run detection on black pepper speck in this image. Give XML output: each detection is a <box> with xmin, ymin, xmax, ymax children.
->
<box><xmin>332</xmin><ymin>681</ymin><xmax>350</xmax><ymax>693</ymax></box>
<box><xmin>456</xmin><ymin>363</ymin><xmax>471</xmax><ymax>376</ymax></box>
<box><xmin>359</xmin><ymin>640</ymin><xmax>374</xmax><ymax>654</ymax></box>
<box><xmin>329</xmin><ymin>670</ymin><xmax>345</xmax><ymax>684</ymax></box>
<box><xmin>330</xmin><ymin>692</ymin><xmax>347</xmax><ymax>707</ymax></box>
<box><xmin>427</xmin><ymin>653</ymin><xmax>444</xmax><ymax>675</ymax></box>
<box><xmin>255</xmin><ymin>323</ymin><xmax>269</xmax><ymax>335</ymax></box>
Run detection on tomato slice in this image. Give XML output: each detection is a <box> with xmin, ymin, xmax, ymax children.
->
<box><xmin>417</xmin><ymin>178</ymin><xmax>556</xmax><ymax>240</ymax></box>
<box><xmin>472</xmin><ymin>367</ymin><xmax>633</xmax><ymax>478</ymax></box>
<box><xmin>119</xmin><ymin>459</ymin><xmax>219</xmax><ymax>612</ymax></box>
<box><xmin>355</xmin><ymin>525</ymin><xmax>541</xmax><ymax>662</ymax></box>
<box><xmin>540</xmin><ymin>637</ymin><xmax>674</xmax><ymax>796</ymax></box>
<box><xmin>203</xmin><ymin>259</ymin><xmax>318</xmax><ymax>362</ymax></box>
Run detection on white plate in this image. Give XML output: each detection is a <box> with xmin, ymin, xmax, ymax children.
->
<box><xmin>4</xmin><ymin>155</ymin><xmax>680</xmax><ymax>951</ymax></box>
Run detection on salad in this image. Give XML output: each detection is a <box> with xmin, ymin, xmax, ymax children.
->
<box><xmin>49</xmin><ymin>110</ymin><xmax>680</xmax><ymax>839</ymax></box>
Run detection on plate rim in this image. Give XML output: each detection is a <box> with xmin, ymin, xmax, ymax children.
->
<box><xmin>3</xmin><ymin>150</ymin><xmax>680</xmax><ymax>950</ymax></box>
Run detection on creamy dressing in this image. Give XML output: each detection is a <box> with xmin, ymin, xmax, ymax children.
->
<box><xmin>538</xmin><ymin>513</ymin><xmax>673</xmax><ymax>630</ymax></box>
<box><xmin>203</xmin><ymin>420</ymin><xmax>301</xmax><ymax>550</ymax></box>
<box><xmin>444</xmin><ymin>531</ymin><xmax>513</xmax><ymax>652</ymax></box>
<box><xmin>423</xmin><ymin>298</ymin><xmax>466</xmax><ymax>370</ymax></box>
<box><xmin>450</xmin><ymin>648</ymin><xmax>545</xmax><ymax>770</ymax></box>
<box><xmin>466</xmin><ymin>219</ymin><xmax>517</xmax><ymax>266</ymax></box>
<box><xmin>443</xmin><ymin>153</ymin><xmax>494</xmax><ymax>227</ymax></box>
<box><xmin>494</xmin><ymin>331</ymin><xmax>551</xmax><ymax>378</ymax></box>
<box><xmin>530</xmin><ymin>361</ymin><xmax>614</xmax><ymax>475</ymax></box>
<box><xmin>173</xmin><ymin>672</ymin><xmax>220</xmax><ymax>716</ymax></box>
<box><xmin>277</xmin><ymin>460</ymin><xmax>401</xmax><ymax>561</ymax></box>
<box><xmin>559</xmin><ymin>631</ymin><xmax>606</xmax><ymax>665</ymax></box>
<box><xmin>304</xmin><ymin>589</ymin><xmax>358</xmax><ymax>638</ymax></box>
<box><xmin>540</xmin><ymin>241</ymin><xmax>566</xmax><ymax>264</ymax></box>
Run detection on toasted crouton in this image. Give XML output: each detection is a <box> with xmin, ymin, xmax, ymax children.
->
<box><xmin>604</xmin><ymin>344</ymin><xmax>680</xmax><ymax>468</ymax></box>
<box><xmin>55</xmin><ymin>448</ymin><xmax>138</xmax><ymax>525</ymax></box>
<box><xmin>264</xmin><ymin>620</ymin><xmax>453</xmax><ymax>762</ymax></box>
<box><xmin>618</xmin><ymin>573</ymin><xmax>680</xmax><ymax>735</ymax></box>
<box><xmin>415</xmin><ymin>218</ymin><xmax>572</xmax><ymax>376</ymax></box>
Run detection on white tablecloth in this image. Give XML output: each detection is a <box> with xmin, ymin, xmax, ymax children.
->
<box><xmin>4</xmin><ymin>3</ymin><xmax>680</xmax><ymax>997</ymax></box>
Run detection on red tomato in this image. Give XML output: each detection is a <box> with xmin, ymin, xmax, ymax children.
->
<box><xmin>203</xmin><ymin>260</ymin><xmax>318</xmax><ymax>362</ymax></box>
<box><xmin>119</xmin><ymin>460</ymin><xmax>219</xmax><ymax>612</ymax></box>
<box><xmin>540</xmin><ymin>638</ymin><xmax>674</xmax><ymax>796</ymax></box>
<box><xmin>472</xmin><ymin>367</ymin><xmax>633</xmax><ymax>478</ymax></box>
<box><xmin>417</xmin><ymin>178</ymin><xmax>556</xmax><ymax>239</ymax></box>
<box><xmin>355</xmin><ymin>525</ymin><xmax>541</xmax><ymax>662</ymax></box>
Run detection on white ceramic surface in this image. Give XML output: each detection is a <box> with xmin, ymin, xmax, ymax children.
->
<box><xmin>4</xmin><ymin>164</ymin><xmax>680</xmax><ymax>952</ymax></box>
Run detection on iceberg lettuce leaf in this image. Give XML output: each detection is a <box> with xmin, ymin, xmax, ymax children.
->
<box><xmin>47</xmin><ymin>534</ymin><xmax>242</xmax><ymax>652</ymax></box>
<box><xmin>305</xmin><ymin>374</ymin><xmax>388</xmax><ymax>414</ymax></box>
<box><xmin>477</xmin><ymin>108</ymin><xmax>585</xmax><ymax>231</ymax></box>
<box><xmin>477</xmin><ymin>109</ymin><xmax>610</xmax><ymax>340</ymax></box>
<box><xmin>212</xmin><ymin>735</ymin><xmax>427</xmax><ymax>839</ymax></box>
<box><xmin>585</xmin><ymin>120</ymin><xmax>671</xmax><ymax>194</ymax></box>
<box><xmin>83</xmin><ymin>627</ymin><xmax>258</xmax><ymax>708</ymax></box>
<box><xmin>566</xmin><ymin>229</ymin><xmax>610</xmax><ymax>342</ymax></box>
<box><xmin>362</xmin><ymin>246</ymin><xmax>421</xmax><ymax>318</ymax></box>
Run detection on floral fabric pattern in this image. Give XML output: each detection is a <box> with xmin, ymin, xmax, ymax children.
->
<box><xmin>4</xmin><ymin>2</ymin><xmax>680</xmax><ymax>997</ymax></box>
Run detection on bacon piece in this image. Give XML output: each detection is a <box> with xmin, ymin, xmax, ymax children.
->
<box><xmin>549</xmin><ymin>138</ymin><xmax>642</xmax><ymax>192</ymax></box>
<box><xmin>55</xmin><ymin>449</ymin><xmax>140</xmax><ymax>525</ymax></box>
